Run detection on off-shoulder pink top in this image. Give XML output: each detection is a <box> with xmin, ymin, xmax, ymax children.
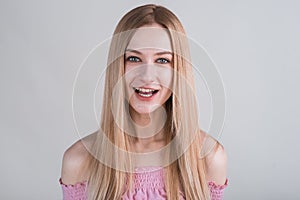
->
<box><xmin>59</xmin><ymin>166</ymin><xmax>228</xmax><ymax>200</ymax></box>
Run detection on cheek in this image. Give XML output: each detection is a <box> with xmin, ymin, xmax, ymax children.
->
<box><xmin>124</xmin><ymin>65</ymin><xmax>137</xmax><ymax>83</ymax></box>
<box><xmin>124</xmin><ymin>64</ymin><xmax>132</xmax><ymax>73</ymax></box>
<box><xmin>160</xmin><ymin>89</ymin><xmax>172</xmax><ymax>104</ymax></box>
<box><xmin>123</xmin><ymin>69</ymin><xmax>135</xmax><ymax>99</ymax></box>
<box><xmin>124</xmin><ymin>61</ymin><xmax>140</xmax><ymax>73</ymax></box>
<box><xmin>158</xmin><ymin>68</ymin><xmax>173</xmax><ymax>89</ymax></box>
<box><xmin>124</xmin><ymin>63</ymin><xmax>142</xmax><ymax>80</ymax></box>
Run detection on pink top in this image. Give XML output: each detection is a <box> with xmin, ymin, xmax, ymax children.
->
<box><xmin>59</xmin><ymin>166</ymin><xmax>228</xmax><ymax>200</ymax></box>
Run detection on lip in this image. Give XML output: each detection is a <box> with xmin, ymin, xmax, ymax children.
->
<box><xmin>132</xmin><ymin>86</ymin><xmax>160</xmax><ymax>101</ymax></box>
<box><xmin>134</xmin><ymin>89</ymin><xmax>159</xmax><ymax>101</ymax></box>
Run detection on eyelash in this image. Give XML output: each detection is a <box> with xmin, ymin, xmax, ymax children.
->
<box><xmin>126</xmin><ymin>56</ymin><xmax>171</xmax><ymax>64</ymax></box>
<box><xmin>126</xmin><ymin>56</ymin><xmax>141</xmax><ymax>62</ymax></box>
<box><xmin>156</xmin><ymin>58</ymin><xmax>170</xmax><ymax>64</ymax></box>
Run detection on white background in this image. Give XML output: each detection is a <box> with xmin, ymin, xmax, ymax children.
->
<box><xmin>1</xmin><ymin>0</ymin><xmax>299</xmax><ymax>199</ymax></box>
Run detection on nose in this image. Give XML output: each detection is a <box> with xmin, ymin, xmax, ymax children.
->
<box><xmin>139</xmin><ymin>64</ymin><xmax>156</xmax><ymax>83</ymax></box>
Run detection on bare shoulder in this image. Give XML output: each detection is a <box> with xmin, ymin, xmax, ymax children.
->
<box><xmin>60</xmin><ymin>132</ymin><xmax>97</xmax><ymax>185</ymax></box>
<box><xmin>201</xmin><ymin>130</ymin><xmax>228</xmax><ymax>185</ymax></box>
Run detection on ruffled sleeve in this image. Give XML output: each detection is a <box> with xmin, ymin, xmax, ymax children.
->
<box><xmin>208</xmin><ymin>179</ymin><xmax>228</xmax><ymax>200</ymax></box>
<box><xmin>59</xmin><ymin>178</ymin><xmax>88</xmax><ymax>200</ymax></box>
<box><xmin>58</xmin><ymin>177</ymin><xmax>228</xmax><ymax>200</ymax></box>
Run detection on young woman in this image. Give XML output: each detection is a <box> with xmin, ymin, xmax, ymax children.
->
<box><xmin>59</xmin><ymin>4</ymin><xmax>228</xmax><ymax>200</ymax></box>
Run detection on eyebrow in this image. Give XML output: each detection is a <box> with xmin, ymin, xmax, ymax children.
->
<box><xmin>125</xmin><ymin>49</ymin><xmax>173</xmax><ymax>56</ymax></box>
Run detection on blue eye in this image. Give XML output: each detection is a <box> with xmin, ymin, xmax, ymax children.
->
<box><xmin>156</xmin><ymin>58</ymin><xmax>170</xmax><ymax>64</ymax></box>
<box><xmin>126</xmin><ymin>56</ymin><xmax>141</xmax><ymax>62</ymax></box>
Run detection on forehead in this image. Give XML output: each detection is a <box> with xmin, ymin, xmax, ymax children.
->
<box><xmin>126</xmin><ymin>26</ymin><xmax>172</xmax><ymax>52</ymax></box>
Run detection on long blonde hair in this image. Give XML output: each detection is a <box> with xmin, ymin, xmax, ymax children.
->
<box><xmin>85</xmin><ymin>4</ymin><xmax>211</xmax><ymax>199</ymax></box>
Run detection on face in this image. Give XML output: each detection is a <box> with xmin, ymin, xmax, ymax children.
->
<box><xmin>124</xmin><ymin>24</ymin><xmax>173</xmax><ymax>114</ymax></box>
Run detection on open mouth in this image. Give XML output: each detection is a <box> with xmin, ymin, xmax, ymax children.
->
<box><xmin>133</xmin><ymin>87</ymin><xmax>159</xmax><ymax>98</ymax></box>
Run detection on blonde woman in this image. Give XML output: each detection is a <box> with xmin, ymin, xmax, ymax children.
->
<box><xmin>59</xmin><ymin>4</ymin><xmax>228</xmax><ymax>200</ymax></box>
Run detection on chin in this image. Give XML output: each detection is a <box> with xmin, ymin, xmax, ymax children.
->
<box><xmin>133</xmin><ymin>106</ymin><xmax>155</xmax><ymax>114</ymax></box>
<box><xmin>131</xmin><ymin>104</ymin><xmax>161</xmax><ymax>114</ymax></box>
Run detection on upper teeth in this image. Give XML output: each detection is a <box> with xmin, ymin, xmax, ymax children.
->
<box><xmin>134</xmin><ymin>87</ymin><xmax>156</xmax><ymax>93</ymax></box>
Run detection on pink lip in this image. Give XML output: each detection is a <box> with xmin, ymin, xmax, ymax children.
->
<box><xmin>134</xmin><ymin>90</ymin><xmax>159</xmax><ymax>101</ymax></box>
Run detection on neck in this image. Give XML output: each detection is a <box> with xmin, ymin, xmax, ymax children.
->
<box><xmin>128</xmin><ymin>105</ymin><xmax>166</xmax><ymax>145</ymax></box>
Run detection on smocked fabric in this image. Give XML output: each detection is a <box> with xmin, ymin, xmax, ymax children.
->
<box><xmin>59</xmin><ymin>166</ymin><xmax>228</xmax><ymax>200</ymax></box>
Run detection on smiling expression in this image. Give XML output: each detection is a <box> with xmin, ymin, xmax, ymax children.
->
<box><xmin>124</xmin><ymin>24</ymin><xmax>174</xmax><ymax>114</ymax></box>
